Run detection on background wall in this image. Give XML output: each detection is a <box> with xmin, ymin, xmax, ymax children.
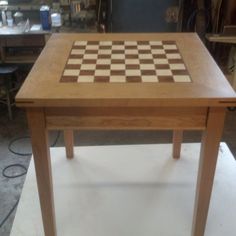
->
<box><xmin>107</xmin><ymin>0</ymin><xmax>179</xmax><ymax>32</ymax></box>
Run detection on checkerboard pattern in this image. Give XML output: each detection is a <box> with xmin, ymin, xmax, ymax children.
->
<box><xmin>60</xmin><ymin>40</ymin><xmax>191</xmax><ymax>83</ymax></box>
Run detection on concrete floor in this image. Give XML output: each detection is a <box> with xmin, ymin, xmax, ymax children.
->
<box><xmin>0</xmin><ymin>105</ymin><xmax>236</xmax><ymax>236</ymax></box>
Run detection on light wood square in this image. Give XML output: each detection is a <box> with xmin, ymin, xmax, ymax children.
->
<box><xmin>170</xmin><ymin>64</ymin><xmax>186</xmax><ymax>70</ymax></box>
<box><xmin>80</xmin><ymin>64</ymin><xmax>96</xmax><ymax>70</ymax></box>
<box><xmin>97</xmin><ymin>59</ymin><xmax>111</xmax><ymax>65</ymax></box>
<box><xmin>149</xmin><ymin>41</ymin><xmax>162</xmax><ymax>45</ymax></box>
<box><xmin>173</xmin><ymin>75</ymin><xmax>191</xmax><ymax>82</ymax></box>
<box><xmin>124</xmin><ymin>41</ymin><xmax>137</xmax><ymax>46</ymax></box>
<box><xmin>77</xmin><ymin>76</ymin><xmax>94</xmax><ymax>82</ymax></box>
<box><xmin>166</xmin><ymin>54</ymin><xmax>181</xmax><ymax>59</ymax></box>
<box><xmin>137</xmin><ymin>45</ymin><xmax>151</xmax><ymax>50</ymax></box>
<box><xmin>71</xmin><ymin>49</ymin><xmax>85</xmax><ymax>55</ymax></box>
<box><xmin>126</xmin><ymin>70</ymin><xmax>141</xmax><ymax>76</ymax></box>
<box><xmin>141</xmin><ymin>76</ymin><xmax>158</xmax><ymax>82</ymax></box>
<box><xmin>111</xmin><ymin>54</ymin><xmax>125</xmax><ymax>60</ymax></box>
<box><xmin>86</xmin><ymin>45</ymin><xmax>99</xmax><ymax>50</ymax></box>
<box><xmin>110</xmin><ymin>76</ymin><xmax>126</xmax><ymax>82</ymax></box>
<box><xmin>139</xmin><ymin>54</ymin><xmax>153</xmax><ymax>59</ymax></box>
<box><xmin>125</xmin><ymin>59</ymin><xmax>140</xmax><ymax>65</ymax></box>
<box><xmin>163</xmin><ymin>45</ymin><xmax>177</xmax><ymax>50</ymax></box>
<box><xmin>84</xmin><ymin>54</ymin><xmax>98</xmax><ymax>59</ymax></box>
<box><xmin>68</xmin><ymin>59</ymin><xmax>83</xmax><ymax>65</ymax></box>
<box><xmin>140</xmin><ymin>64</ymin><xmax>155</xmax><ymax>70</ymax></box>
<box><xmin>154</xmin><ymin>59</ymin><xmax>169</xmax><ymax>64</ymax></box>
<box><xmin>63</xmin><ymin>69</ymin><xmax>80</xmax><ymax>76</ymax></box>
<box><xmin>98</xmin><ymin>50</ymin><xmax>112</xmax><ymax>55</ymax></box>
<box><xmin>156</xmin><ymin>70</ymin><xmax>172</xmax><ymax>76</ymax></box>
<box><xmin>125</xmin><ymin>49</ymin><xmax>139</xmax><ymax>55</ymax></box>
<box><xmin>152</xmin><ymin>49</ymin><xmax>165</xmax><ymax>55</ymax></box>
<box><xmin>112</xmin><ymin>45</ymin><xmax>125</xmax><ymax>50</ymax></box>
<box><xmin>110</xmin><ymin>64</ymin><xmax>126</xmax><ymax>70</ymax></box>
<box><xmin>95</xmin><ymin>70</ymin><xmax>110</xmax><ymax>76</ymax></box>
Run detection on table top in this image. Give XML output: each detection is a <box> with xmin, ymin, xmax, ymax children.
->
<box><xmin>16</xmin><ymin>33</ymin><xmax>236</xmax><ymax>108</ymax></box>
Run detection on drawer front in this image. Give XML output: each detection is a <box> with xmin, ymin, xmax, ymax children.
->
<box><xmin>45</xmin><ymin>107</ymin><xmax>208</xmax><ymax>130</ymax></box>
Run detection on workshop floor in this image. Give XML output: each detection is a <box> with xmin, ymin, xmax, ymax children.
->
<box><xmin>0</xmin><ymin>104</ymin><xmax>236</xmax><ymax>236</ymax></box>
<box><xmin>11</xmin><ymin>143</ymin><xmax>236</xmax><ymax>236</ymax></box>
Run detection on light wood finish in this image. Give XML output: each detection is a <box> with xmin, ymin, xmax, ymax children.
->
<box><xmin>45</xmin><ymin>107</ymin><xmax>207</xmax><ymax>130</ymax></box>
<box><xmin>15</xmin><ymin>33</ymin><xmax>236</xmax><ymax>236</ymax></box>
<box><xmin>16</xmin><ymin>33</ymin><xmax>236</xmax><ymax>108</ymax></box>
<box><xmin>27</xmin><ymin>108</ymin><xmax>57</xmax><ymax>236</ymax></box>
<box><xmin>46</xmin><ymin>115</ymin><xmax>205</xmax><ymax>130</ymax></box>
<box><xmin>64</xmin><ymin>130</ymin><xmax>74</xmax><ymax>159</ymax></box>
<box><xmin>192</xmin><ymin>107</ymin><xmax>226</xmax><ymax>236</ymax></box>
<box><xmin>172</xmin><ymin>130</ymin><xmax>183</xmax><ymax>159</ymax></box>
<box><xmin>44</xmin><ymin>107</ymin><xmax>207</xmax><ymax>116</ymax></box>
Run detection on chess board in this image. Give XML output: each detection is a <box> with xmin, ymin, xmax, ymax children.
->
<box><xmin>60</xmin><ymin>40</ymin><xmax>191</xmax><ymax>83</ymax></box>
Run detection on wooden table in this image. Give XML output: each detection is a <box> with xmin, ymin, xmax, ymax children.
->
<box><xmin>16</xmin><ymin>33</ymin><xmax>236</xmax><ymax>236</ymax></box>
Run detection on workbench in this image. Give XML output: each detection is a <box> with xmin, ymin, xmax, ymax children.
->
<box><xmin>207</xmin><ymin>34</ymin><xmax>236</xmax><ymax>90</ymax></box>
<box><xmin>0</xmin><ymin>27</ymin><xmax>50</xmax><ymax>64</ymax></box>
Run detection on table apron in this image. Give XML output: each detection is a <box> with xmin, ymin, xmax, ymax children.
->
<box><xmin>44</xmin><ymin>107</ymin><xmax>208</xmax><ymax>130</ymax></box>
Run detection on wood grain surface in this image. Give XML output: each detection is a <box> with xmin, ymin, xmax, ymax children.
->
<box><xmin>15</xmin><ymin>33</ymin><xmax>236</xmax><ymax>108</ymax></box>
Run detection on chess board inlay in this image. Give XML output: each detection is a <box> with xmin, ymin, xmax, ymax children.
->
<box><xmin>60</xmin><ymin>40</ymin><xmax>191</xmax><ymax>83</ymax></box>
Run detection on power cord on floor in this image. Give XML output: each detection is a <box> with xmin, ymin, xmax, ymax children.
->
<box><xmin>8</xmin><ymin>131</ymin><xmax>60</xmax><ymax>156</ymax></box>
<box><xmin>0</xmin><ymin>131</ymin><xmax>60</xmax><ymax>229</ymax></box>
<box><xmin>8</xmin><ymin>136</ymin><xmax>32</xmax><ymax>156</ymax></box>
<box><xmin>2</xmin><ymin>164</ymin><xmax>27</xmax><ymax>179</ymax></box>
<box><xmin>0</xmin><ymin>199</ymin><xmax>19</xmax><ymax>228</ymax></box>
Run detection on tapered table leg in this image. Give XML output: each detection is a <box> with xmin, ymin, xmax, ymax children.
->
<box><xmin>64</xmin><ymin>130</ymin><xmax>74</xmax><ymax>159</ymax></box>
<box><xmin>172</xmin><ymin>130</ymin><xmax>183</xmax><ymax>159</ymax></box>
<box><xmin>192</xmin><ymin>107</ymin><xmax>226</xmax><ymax>236</ymax></box>
<box><xmin>27</xmin><ymin>108</ymin><xmax>57</xmax><ymax>236</ymax></box>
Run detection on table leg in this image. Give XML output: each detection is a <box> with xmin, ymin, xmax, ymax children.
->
<box><xmin>191</xmin><ymin>107</ymin><xmax>226</xmax><ymax>236</ymax></box>
<box><xmin>27</xmin><ymin>108</ymin><xmax>57</xmax><ymax>236</ymax></box>
<box><xmin>64</xmin><ymin>130</ymin><xmax>74</xmax><ymax>159</ymax></box>
<box><xmin>172</xmin><ymin>130</ymin><xmax>183</xmax><ymax>159</ymax></box>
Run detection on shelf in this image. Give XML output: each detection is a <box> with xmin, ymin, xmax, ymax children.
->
<box><xmin>7</xmin><ymin>5</ymin><xmax>41</xmax><ymax>11</ymax></box>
